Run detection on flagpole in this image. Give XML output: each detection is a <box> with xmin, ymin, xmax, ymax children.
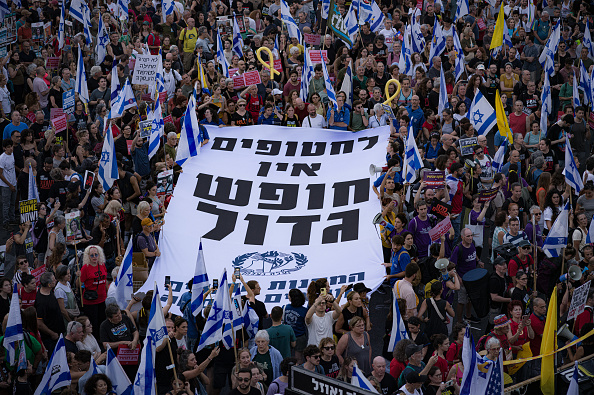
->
<box><xmin>532</xmin><ymin>214</ymin><xmax>538</xmax><ymax>292</ymax></box>
<box><xmin>75</xmin><ymin>241</ymin><xmax>84</xmax><ymax>307</ymax></box>
<box><xmin>166</xmin><ymin>338</ymin><xmax>178</xmax><ymax>382</ymax></box>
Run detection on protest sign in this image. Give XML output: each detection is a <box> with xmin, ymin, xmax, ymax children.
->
<box><xmin>131</xmin><ymin>54</ymin><xmax>159</xmax><ymax>85</ymax></box>
<box><xmin>65</xmin><ymin>211</ymin><xmax>82</xmax><ymax>242</ymax></box>
<box><xmin>235</xmin><ymin>15</ymin><xmax>246</xmax><ymax>33</ymax></box>
<box><xmin>430</xmin><ymin>199</ymin><xmax>451</xmax><ymax>219</ymax></box>
<box><xmin>216</xmin><ymin>16</ymin><xmax>233</xmax><ymax>35</ymax></box>
<box><xmin>139</xmin><ymin>119</ymin><xmax>153</xmax><ymax>138</ymax></box>
<box><xmin>117</xmin><ymin>345</ymin><xmax>140</xmax><ymax>365</ymax></box>
<box><xmin>429</xmin><ymin>217</ymin><xmax>453</xmax><ymax>242</ymax></box>
<box><xmin>32</xmin><ymin>266</ymin><xmax>46</xmax><ymax>286</ymax></box>
<box><xmin>26</xmin><ymin>112</ymin><xmax>35</xmax><ymax>123</ymax></box>
<box><xmin>156</xmin><ymin>170</ymin><xmax>173</xmax><ymax>198</ymax></box>
<box><xmin>63</xmin><ymin>89</ymin><xmax>75</xmax><ymax>114</ymax></box>
<box><xmin>51</xmin><ymin>114</ymin><xmax>68</xmax><ymax>133</ymax></box>
<box><xmin>568</xmin><ymin>280</ymin><xmax>591</xmax><ymax>320</ymax></box>
<box><xmin>232</xmin><ymin>74</ymin><xmax>245</xmax><ymax>90</ymax></box>
<box><xmin>19</xmin><ymin>199</ymin><xmax>38</xmax><ymax>224</ymax></box>
<box><xmin>139</xmin><ymin>125</ymin><xmax>389</xmax><ymax>313</ymax></box>
<box><xmin>423</xmin><ymin>171</ymin><xmax>445</xmax><ymax>189</ymax></box>
<box><xmin>459</xmin><ymin>137</ymin><xmax>478</xmax><ymax>156</ymax></box>
<box><xmin>304</xmin><ymin>33</ymin><xmax>321</xmax><ymax>46</ymax></box>
<box><xmin>46</xmin><ymin>57</ymin><xmax>60</xmax><ymax>69</ymax></box>
<box><xmin>274</xmin><ymin>59</ymin><xmax>283</xmax><ymax>72</ymax></box>
<box><xmin>309</xmin><ymin>50</ymin><xmax>329</xmax><ymax>64</ymax></box>
<box><xmin>50</xmin><ymin>108</ymin><xmax>64</xmax><ymax>120</ymax></box>
<box><xmin>229</xmin><ymin>68</ymin><xmax>238</xmax><ymax>76</ymax></box>
<box><xmin>163</xmin><ymin>114</ymin><xmax>173</xmax><ymax>124</ymax></box>
<box><xmin>243</xmin><ymin>70</ymin><xmax>262</xmax><ymax>85</ymax></box>
<box><xmin>83</xmin><ymin>170</ymin><xmax>95</xmax><ymax>190</ymax></box>
<box><xmin>478</xmin><ymin>187</ymin><xmax>499</xmax><ymax>203</ymax></box>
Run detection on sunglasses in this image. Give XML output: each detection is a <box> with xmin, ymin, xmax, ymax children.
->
<box><xmin>236</xmin><ymin>377</ymin><xmax>250</xmax><ymax>383</ymax></box>
<box><xmin>237</xmin><ymin>104</ymin><xmax>246</xmax><ymax>107</ymax></box>
<box><xmin>90</xmin><ymin>253</ymin><xmax>99</xmax><ymax>257</ymax></box>
<box><xmin>322</xmin><ymin>346</ymin><xmax>335</xmax><ymax>350</ymax></box>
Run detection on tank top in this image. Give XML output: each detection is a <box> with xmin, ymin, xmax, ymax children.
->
<box><xmin>537</xmin><ymin>187</ymin><xmax>545</xmax><ymax>206</ymax></box>
<box><xmin>45</xmin><ymin>229</ymin><xmax>65</xmax><ymax>262</ymax></box>
<box><xmin>118</xmin><ymin>172</ymin><xmax>139</xmax><ymax>204</ymax></box>
<box><xmin>345</xmin><ymin>331</ymin><xmax>371</xmax><ymax>375</ymax></box>
<box><xmin>338</xmin><ymin>306</ymin><xmax>364</xmax><ymax>334</ymax></box>
<box><xmin>398</xmin><ymin>89</ymin><xmax>413</xmax><ymax>106</ymax></box>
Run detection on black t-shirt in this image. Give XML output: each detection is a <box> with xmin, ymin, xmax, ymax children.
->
<box><xmin>30</xmin><ymin>120</ymin><xmax>50</xmax><ymax>140</ymax></box>
<box><xmin>360</xmin><ymin>30</ymin><xmax>376</xmax><ymax>46</ymax></box>
<box><xmin>90</xmin><ymin>222</ymin><xmax>118</xmax><ymax>258</ymax></box>
<box><xmin>320</xmin><ymin>355</ymin><xmax>340</xmax><ymax>378</ymax></box>
<box><xmin>49</xmin><ymin>180</ymin><xmax>69</xmax><ymax>207</ymax></box>
<box><xmin>64</xmin><ymin>338</ymin><xmax>79</xmax><ymax>354</ymax></box>
<box><xmin>242</xmin><ymin>296</ymin><xmax>268</xmax><ymax>329</ymax></box>
<box><xmin>49</xmin><ymin>87</ymin><xmax>63</xmax><ymax>108</ymax></box>
<box><xmin>156</xmin><ymin>337</ymin><xmax>178</xmax><ymax>391</ymax></box>
<box><xmin>488</xmin><ymin>273</ymin><xmax>507</xmax><ymax>311</ymax></box>
<box><xmin>34</xmin><ymin>291</ymin><xmax>66</xmax><ymax>341</ymax></box>
<box><xmin>19</xmin><ymin>50</ymin><xmax>36</xmax><ymax>63</ymax></box>
<box><xmin>99</xmin><ymin>314</ymin><xmax>137</xmax><ymax>344</ymax></box>
<box><xmin>229</xmin><ymin>388</ymin><xmax>261</xmax><ymax>395</ymax></box>
<box><xmin>231</xmin><ymin>112</ymin><xmax>253</xmax><ymax>126</ymax></box>
<box><xmin>541</xmin><ymin>149</ymin><xmax>557</xmax><ymax>173</ymax></box>
<box><xmin>547</xmin><ymin>123</ymin><xmax>566</xmax><ymax>160</ymax></box>
<box><xmin>37</xmin><ymin>168</ymin><xmax>54</xmax><ymax>203</ymax></box>
<box><xmin>0</xmin><ymin>295</ymin><xmax>9</xmax><ymax>326</ymax></box>
<box><xmin>379</xmin><ymin>373</ymin><xmax>398</xmax><ymax>395</ymax></box>
<box><xmin>281</xmin><ymin>115</ymin><xmax>300</xmax><ymax>127</ymax></box>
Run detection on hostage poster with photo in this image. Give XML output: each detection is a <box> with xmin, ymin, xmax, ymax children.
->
<box><xmin>65</xmin><ymin>210</ymin><xmax>83</xmax><ymax>242</ymax></box>
<box><xmin>156</xmin><ymin>170</ymin><xmax>174</xmax><ymax>199</ymax></box>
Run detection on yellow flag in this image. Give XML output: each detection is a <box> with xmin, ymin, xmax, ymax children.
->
<box><xmin>495</xmin><ymin>90</ymin><xmax>513</xmax><ymax>144</ymax></box>
<box><xmin>491</xmin><ymin>4</ymin><xmax>505</xmax><ymax>50</ymax></box>
<box><xmin>540</xmin><ymin>286</ymin><xmax>557</xmax><ymax>395</ymax></box>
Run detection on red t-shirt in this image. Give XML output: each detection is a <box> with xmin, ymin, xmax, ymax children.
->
<box><xmin>389</xmin><ymin>358</ymin><xmax>406</xmax><ymax>381</ymax></box>
<box><xmin>509</xmin><ymin>112</ymin><xmax>528</xmax><ymax>137</ymax></box>
<box><xmin>508</xmin><ymin>255</ymin><xmax>534</xmax><ymax>278</ymax></box>
<box><xmin>245</xmin><ymin>93</ymin><xmax>263</xmax><ymax>123</ymax></box>
<box><xmin>19</xmin><ymin>287</ymin><xmax>37</xmax><ymax>309</ymax></box>
<box><xmin>509</xmin><ymin>320</ymin><xmax>529</xmax><ymax>347</ymax></box>
<box><xmin>530</xmin><ymin>313</ymin><xmax>546</xmax><ymax>356</ymax></box>
<box><xmin>80</xmin><ymin>263</ymin><xmax>107</xmax><ymax>305</ymax></box>
<box><xmin>433</xmin><ymin>353</ymin><xmax>449</xmax><ymax>382</ymax></box>
<box><xmin>446</xmin><ymin>341</ymin><xmax>462</xmax><ymax>366</ymax></box>
<box><xmin>574</xmin><ymin>306</ymin><xmax>593</xmax><ymax>336</ymax></box>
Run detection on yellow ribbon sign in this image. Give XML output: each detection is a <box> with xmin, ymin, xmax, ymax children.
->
<box><xmin>256</xmin><ymin>47</ymin><xmax>280</xmax><ymax>77</ymax></box>
<box><xmin>383</xmin><ymin>79</ymin><xmax>402</xmax><ymax>106</ymax></box>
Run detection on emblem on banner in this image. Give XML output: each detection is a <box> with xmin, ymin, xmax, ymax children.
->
<box><xmin>232</xmin><ymin>251</ymin><xmax>307</xmax><ymax>276</ymax></box>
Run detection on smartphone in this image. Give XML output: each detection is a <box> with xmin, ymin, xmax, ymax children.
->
<box><xmin>320</xmin><ymin>288</ymin><xmax>327</xmax><ymax>296</ymax></box>
<box><xmin>165</xmin><ymin>276</ymin><xmax>170</xmax><ymax>287</ymax></box>
<box><xmin>234</xmin><ymin>267</ymin><xmax>241</xmax><ymax>278</ymax></box>
<box><xmin>213</xmin><ymin>279</ymin><xmax>219</xmax><ymax>289</ymax></box>
<box><xmin>444</xmin><ymin>380</ymin><xmax>453</xmax><ymax>387</ymax></box>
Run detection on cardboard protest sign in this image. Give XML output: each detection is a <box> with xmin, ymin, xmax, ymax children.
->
<box><xmin>65</xmin><ymin>210</ymin><xmax>82</xmax><ymax>242</ymax></box>
<box><xmin>243</xmin><ymin>70</ymin><xmax>262</xmax><ymax>85</ymax></box>
<box><xmin>131</xmin><ymin>54</ymin><xmax>159</xmax><ymax>85</ymax></box>
<box><xmin>51</xmin><ymin>114</ymin><xmax>68</xmax><ymax>133</ymax></box>
<box><xmin>19</xmin><ymin>199</ymin><xmax>38</xmax><ymax>224</ymax></box>
<box><xmin>117</xmin><ymin>345</ymin><xmax>140</xmax><ymax>365</ymax></box>
<box><xmin>50</xmin><ymin>108</ymin><xmax>64</xmax><ymax>120</ymax></box>
<box><xmin>32</xmin><ymin>266</ymin><xmax>46</xmax><ymax>286</ymax></box>
<box><xmin>83</xmin><ymin>170</ymin><xmax>95</xmax><ymax>190</ymax></box>
<box><xmin>46</xmin><ymin>57</ymin><xmax>60</xmax><ymax>69</ymax></box>
<box><xmin>157</xmin><ymin>170</ymin><xmax>174</xmax><ymax>198</ymax></box>
<box><xmin>304</xmin><ymin>33</ymin><xmax>321</xmax><ymax>45</ymax></box>
<box><xmin>139</xmin><ymin>119</ymin><xmax>153</xmax><ymax>138</ymax></box>
<box><xmin>430</xmin><ymin>198</ymin><xmax>451</xmax><ymax>219</ymax></box>
<box><xmin>232</xmin><ymin>74</ymin><xmax>246</xmax><ymax>90</ymax></box>
<box><xmin>63</xmin><ymin>89</ymin><xmax>75</xmax><ymax>114</ymax></box>
<box><xmin>478</xmin><ymin>187</ymin><xmax>499</xmax><ymax>203</ymax></box>
<box><xmin>273</xmin><ymin>59</ymin><xmax>283</xmax><ymax>72</ymax></box>
<box><xmin>163</xmin><ymin>114</ymin><xmax>173</xmax><ymax>124</ymax></box>
<box><xmin>568</xmin><ymin>280</ymin><xmax>591</xmax><ymax>320</ymax></box>
<box><xmin>459</xmin><ymin>137</ymin><xmax>478</xmax><ymax>156</ymax></box>
<box><xmin>423</xmin><ymin>171</ymin><xmax>445</xmax><ymax>189</ymax></box>
<box><xmin>429</xmin><ymin>216</ymin><xmax>452</xmax><ymax>242</ymax></box>
<box><xmin>309</xmin><ymin>50</ymin><xmax>329</xmax><ymax>64</ymax></box>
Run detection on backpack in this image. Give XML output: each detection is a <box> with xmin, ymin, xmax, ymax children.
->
<box><xmin>476</xmin><ymin>331</ymin><xmax>497</xmax><ymax>352</ymax></box>
<box><xmin>424</xmin><ymin>279</ymin><xmax>439</xmax><ymax>299</ymax></box>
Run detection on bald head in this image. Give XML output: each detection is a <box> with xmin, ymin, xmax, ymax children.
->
<box><xmin>166</xmin><ymin>53</ymin><xmax>173</xmax><ymax>61</ymax></box>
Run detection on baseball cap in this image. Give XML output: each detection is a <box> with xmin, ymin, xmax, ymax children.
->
<box><xmin>272</xmin><ymin>88</ymin><xmax>283</xmax><ymax>95</ymax></box>
<box><xmin>406</xmin><ymin>371</ymin><xmax>428</xmax><ymax>384</ymax></box>
<box><xmin>405</xmin><ymin>344</ymin><xmax>424</xmax><ymax>358</ymax></box>
<box><xmin>141</xmin><ymin>218</ymin><xmax>154</xmax><ymax>227</ymax></box>
<box><xmin>477</xmin><ymin>63</ymin><xmax>485</xmax><ymax>70</ymax></box>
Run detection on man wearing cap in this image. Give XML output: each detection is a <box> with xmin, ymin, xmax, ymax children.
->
<box><xmin>488</xmin><ymin>257</ymin><xmax>511</xmax><ymax>329</ymax></box>
<box><xmin>509</xmin><ymin>239</ymin><xmax>534</xmax><ymax>286</ymax></box>
<box><xmin>399</xmin><ymin>371</ymin><xmax>427</xmax><ymax>395</ymax></box>
<box><xmin>137</xmin><ymin>218</ymin><xmax>160</xmax><ymax>269</ymax></box>
<box><xmin>397</xmin><ymin>343</ymin><xmax>437</xmax><ymax>388</ymax></box>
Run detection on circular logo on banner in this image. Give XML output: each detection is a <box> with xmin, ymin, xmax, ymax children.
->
<box><xmin>232</xmin><ymin>251</ymin><xmax>307</xmax><ymax>276</ymax></box>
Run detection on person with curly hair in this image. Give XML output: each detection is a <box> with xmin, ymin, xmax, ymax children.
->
<box><xmin>83</xmin><ymin>373</ymin><xmax>113</xmax><ymax>395</ymax></box>
<box><xmin>78</xmin><ymin>245</ymin><xmax>108</xmax><ymax>339</ymax></box>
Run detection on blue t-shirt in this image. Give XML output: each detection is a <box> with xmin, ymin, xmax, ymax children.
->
<box><xmin>132</xmin><ymin>142</ymin><xmax>151</xmax><ymax>177</ymax></box>
<box><xmin>258</xmin><ymin>113</ymin><xmax>276</xmax><ymax>125</ymax></box>
<box><xmin>200</xmin><ymin>118</ymin><xmax>223</xmax><ymax>126</ymax></box>
<box><xmin>3</xmin><ymin>122</ymin><xmax>27</xmax><ymax>140</ymax></box>
<box><xmin>283</xmin><ymin>304</ymin><xmax>308</xmax><ymax>337</ymax></box>
<box><xmin>390</xmin><ymin>247</ymin><xmax>411</xmax><ymax>286</ymax></box>
<box><xmin>327</xmin><ymin>106</ymin><xmax>350</xmax><ymax>131</ymax></box>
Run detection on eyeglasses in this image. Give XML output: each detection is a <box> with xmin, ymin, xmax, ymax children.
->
<box><xmin>322</xmin><ymin>346</ymin><xmax>335</xmax><ymax>350</ymax></box>
<box><xmin>236</xmin><ymin>377</ymin><xmax>250</xmax><ymax>383</ymax></box>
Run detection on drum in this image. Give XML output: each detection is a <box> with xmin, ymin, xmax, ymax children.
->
<box><xmin>462</xmin><ymin>268</ymin><xmax>490</xmax><ymax>318</ymax></box>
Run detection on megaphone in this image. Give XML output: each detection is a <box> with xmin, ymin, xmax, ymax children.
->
<box><xmin>559</xmin><ymin>265</ymin><xmax>585</xmax><ymax>282</ymax></box>
<box><xmin>557</xmin><ymin>323</ymin><xmax>579</xmax><ymax>343</ymax></box>
<box><xmin>369</xmin><ymin>164</ymin><xmax>387</xmax><ymax>176</ymax></box>
<box><xmin>464</xmin><ymin>159</ymin><xmax>476</xmax><ymax>171</ymax></box>
<box><xmin>372</xmin><ymin>213</ymin><xmax>395</xmax><ymax>232</ymax></box>
<box><xmin>435</xmin><ymin>258</ymin><xmax>450</xmax><ymax>281</ymax></box>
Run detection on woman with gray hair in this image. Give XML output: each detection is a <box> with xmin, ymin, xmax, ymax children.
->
<box><xmin>369</xmin><ymin>103</ymin><xmax>389</xmax><ymax>128</ymax></box>
<box><xmin>45</xmin><ymin>215</ymin><xmax>66</xmax><ymax>264</ymax></box>
<box><xmin>250</xmin><ymin>330</ymin><xmax>284</xmax><ymax>384</ymax></box>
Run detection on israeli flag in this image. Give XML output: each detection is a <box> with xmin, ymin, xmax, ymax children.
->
<box><xmin>232</xmin><ymin>15</ymin><xmax>244</xmax><ymax>59</ymax></box>
<box><xmin>300</xmin><ymin>49</ymin><xmax>315</xmax><ymax>103</ymax></box>
<box><xmin>469</xmin><ymin>90</ymin><xmax>496</xmax><ymax>135</ymax></box>
<box><xmin>97</xmin><ymin>119</ymin><xmax>119</xmax><ymax>191</ymax></box>
<box><xmin>149</xmin><ymin>50</ymin><xmax>166</xmax><ymax>100</ymax></box>
<box><xmin>161</xmin><ymin>0</ymin><xmax>174</xmax><ymax>23</ymax></box>
<box><xmin>351</xmin><ymin>363</ymin><xmax>379</xmax><ymax>393</ymax></box>
<box><xmin>398</xmin><ymin>27</ymin><xmax>412</xmax><ymax>76</ymax></box>
<box><xmin>492</xmin><ymin>138</ymin><xmax>508</xmax><ymax>173</ymax></box>
<box><xmin>97</xmin><ymin>16</ymin><xmax>109</xmax><ymax>64</ymax></box>
<box><xmin>118</xmin><ymin>0</ymin><xmax>130</xmax><ymax>21</ymax></box>
<box><xmin>343</xmin><ymin>3</ymin><xmax>358</xmax><ymax>49</ymax></box>
<box><xmin>541</xmin><ymin>72</ymin><xmax>552</xmax><ymax>133</ymax></box>
<box><xmin>452</xmin><ymin>27</ymin><xmax>466</xmax><ymax>81</ymax></box>
<box><xmin>70</xmin><ymin>0</ymin><xmax>93</xmax><ymax>45</ymax></box>
<box><xmin>148</xmin><ymin>96</ymin><xmax>164</xmax><ymax>160</ymax></box>
<box><xmin>320</xmin><ymin>51</ymin><xmax>337</xmax><ymax>109</ymax></box>
<box><xmin>34</xmin><ymin>335</ymin><xmax>71</xmax><ymax>395</ymax></box>
<box><xmin>411</xmin><ymin>10</ymin><xmax>425</xmax><ymax>54</ymax></box>
<box><xmin>438</xmin><ymin>65</ymin><xmax>447</xmax><ymax>117</ymax></box>
<box><xmin>133</xmin><ymin>336</ymin><xmax>156</xmax><ymax>395</ymax></box>
<box><xmin>429</xmin><ymin>18</ymin><xmax>446</xmax><ymax>68</ymax></box>
<box><xmin>242</xmin><ymin>302</ymin><xmax>260</xmax><ymax>339</ymax></box>
<box><xmin>106</xmin><ymin>348</ymin><xmax>133</xmax><ymax>395</ymax></box>
<box><xmin>539</xmin><ymin>19</ymin><xmax>560</xmax><ymax>76</ymax></box>
<box><xmin>280</xmin><ymin>0</ymin><xmax>303</xmax><ymax>43</ymax></box>
<box><xmin>197</xmin><ymin>270</ymin><xmax>231</xmax><ymax>351</ymax></box>
<box><xmin>110</xmin><ymin>60</ymin><xmax>121</xmax><ymax>103</ymax></box>
<box><xmin>402</xmin><ymin>122</ymin><xmax>423</xmax><ymax>183</ymax></box>
<box><xmin>573</xmin><ymin>74</ymin><xmax>581</xmax><ymax>109</ymax></box>
<box><xmin>387</xmin><ymin>288</ymin><xmax>409</xmax><ymax>352</ymax></box>
<box><xmin>359</xmin><ymin>0</ymin><xmax>384</xmax><ymax>33</ymax></box>
<box><xmin>584</xmin><ymin>19</ymin><xmax>594</xmax><ymax>60</ymax></box>
<box><xmin>216</xmin><ymin>29</ymin><xmax>230</xmax><ymax>78</ymax></box>
<box><xmin>191</xmin><ymin>241</ymin><xmax>209</xmax><ymax>317</ymax></box>
<box><xmin>591</xmin><ymin>67</ymin><xmax>594</xmax><ymax>113</ymax></box>
<box><xmin>109</xmin><ymin>79</ymin><xmax>137</xmax><ymax>119</ymax></box>
<box><xmin>543</xmin><ymin>202</ymin><xmax>570</xmax><ymax>258</ymax></box>
<box><xmin>114</xmin><ymin>239</ymin><xmax>134</xmax><ymax>309</ymax></box>
<box><xmin>340</xmin><ymin>60</ymin><xmax>354</xmax><ymax>111</ymax></box>
<box><xmin>460</xmin><ymin>326</ymin><xmax>496</xmax><ymax>395</ymax></box>
<box><xmin>147</xmin><ymin>284</ymin><xmax>168</xmax><ymax>348</ymax></box>
<box><xmin>568</xmin><ymin>361</ymin><xmax>580</xmax><ymax>395</ymax></box>
<box><xmin>564</xmin><ymin>138</ymin><xmax>584</xmax><ymax>193</ymax></box>
<box><xmin>79</xmin><ymin>356</ymin><xmax>100</xmax><ymax>395</ymax></box>
<box><xmin>57</xmin><ymin>0</ymin><xmax>65</xmax><ymax>49</ymax></box>
<box><xmin>75</xmin><ymin>48</ymin><xmax>89</xmax><ymax>104</ymax></box>
<box><xmin>28</xmin><ymin>163</ymin><xmax>39</xmax><ymax>202</ymax></box>
<box><xmin>176</xmin><ymin>85</ymin><xmax>201</xmax><ymax>167</ymax></box>
<box><xmin>579</xmin><ymin>60</ymin><xmax>591</xmax><ymax>105</ymax></box>
<box><xmin>455</xmin><ymin>0</ymin><xmax>469</xmax><ymax>21</ymax></box>
<box><xmin>3</xmin><ymin>283</ymin><xmax>23</xmax><ymax>365</ymax></box>
<box><xmin>222</xmin><ymin>279</ymin><xmax>243</xmax><ymax>349</ymax></box>
<box><xmin>321</xmin><ymin>0</ymin><xmax>330</xmax><ymax>19</ymax></box>
<box><xmin>0</xmin><ymin>0</ymin><xmax>9</xmax><ymax>20</ymax></box>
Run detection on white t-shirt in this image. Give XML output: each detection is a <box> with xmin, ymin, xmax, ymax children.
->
<box><xmin>77</xmin><ymin>334</ymin><xmax>102</xmax><ymax>355</ymax></box>
<box><xmin>0</xmin><ymin>86</ymin><xmax>11</xmax><ymax>115</ymax></box>
<box><xmin>107</xmin><ymin>3</ymin><xmax>118</xmax><ymax>15</ymax></box>
<box><xmin>54</xmin><ymin>281</ymin><xmax>72</xmax><ymax>302</ymax></box>
<box><xmin>163</xmin><ymin>69</ymin><xmax>182</xmax><ymax>100</ymax></box>
<box><xmin>0</xmin><ymin>152</ymin><xmax>16</xmax><ymax>187</ymax></box>
<box><xmin>379</xmin><ymin>28</ymin><xmax>397</xmax><ymax>52</ymax></box>
<box><xmin>306</xmin><ymin>313</ymin><xmax>336</xmax><ymax>346</ymax></box>
<box><xmin>398</xmin><ymin>385</ymin><xmax>422</xmax><ymax>395</ymax></box>
<box><xmin>302</xmin><ymin>115</ymin><xmax>326</xmax><ymax>128</ymax></box>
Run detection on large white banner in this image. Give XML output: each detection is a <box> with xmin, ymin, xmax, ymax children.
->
<box><xmin>143</xmin><ymin>125</ymin><xmax>388</xmax><ymax>313</ymax></box>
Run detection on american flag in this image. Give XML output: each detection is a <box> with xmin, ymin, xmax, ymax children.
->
<box><xmin>485</xmin><ymin>351</ymin><xmax>504</xmax><ymax>395</ymax></box>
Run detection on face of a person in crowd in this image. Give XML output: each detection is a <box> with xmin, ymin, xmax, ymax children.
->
<box><xmin>71</xmin><ymin>325</ymin><xmax>84</xmax><ymax>341</ymax></box>
<box><xmin>23</xmin><ymin>278</ymin><xmax>36</xmax><ymax>293</ymax></box>
<box><xmin>1</xmin><ymin>280</ymin><xmax>11</xmax><ymax>295</ymax></box>
<box><xmin>321</xmin><ymin>342</ymin><xmax>335</xmax><ymax>358</ymax></box>
<box><xmin>250</xmin><ymin>368</ymin><xmax>262</xmax><ymax>386</ymax></box>
<box><xmin>307</xmin><ymin>352</ymin><xmax>321</xmax><ymax>366</ymax></box>
<box><xmin>84</xmin><ymin>319</ymin><xmax>93</xmax><ymax>335</ymax></box>
<box><xmin>239</xmin><ymin>350</ymin><xmax>251</xmax><ymax>367</ymax></box>
<box><xmin>89</xmin><ymin>248</ymin><xmax>100</xmax><ymax>265</ymax></box>
<box><xmin>109</xmin><ymin>309</ymin><xmax>123</xmax><ymax>324</ymax></box>
<box><xmin>236</xmin><ymin>372</ymin><xmax>251</xmax><ymax>391</ymax></box>
<box><xmin>509</xmin><ymin>219</ymin><xmax>520</xmax><ymax>234</ymax></box>
<box><xmin>95</xmin><ymin>379</ymin><xmax>109</xmax><ymax>395</ymax></box>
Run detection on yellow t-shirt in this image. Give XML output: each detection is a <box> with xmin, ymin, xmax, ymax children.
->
<box><xmin>179</xmin><ymin>27</ymin><xmax>198</xmax><ymax>53</ymax></box>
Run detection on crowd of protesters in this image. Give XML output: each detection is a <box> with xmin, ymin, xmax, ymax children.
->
<box><xmin>0</xmin><ymin>0</ymin><xmax>594</xmax><ymax>394</ymax></box>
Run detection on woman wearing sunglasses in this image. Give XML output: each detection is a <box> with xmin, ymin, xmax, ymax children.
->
<box><xmin>318</xmin><ymin>337</ymin><xmax>340</xmax><ymax>378</ymax></box>
<box><xmin>78</xmin><ymin>245</ymin><xmax>108</xmax><ymax>339</ymax></box>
